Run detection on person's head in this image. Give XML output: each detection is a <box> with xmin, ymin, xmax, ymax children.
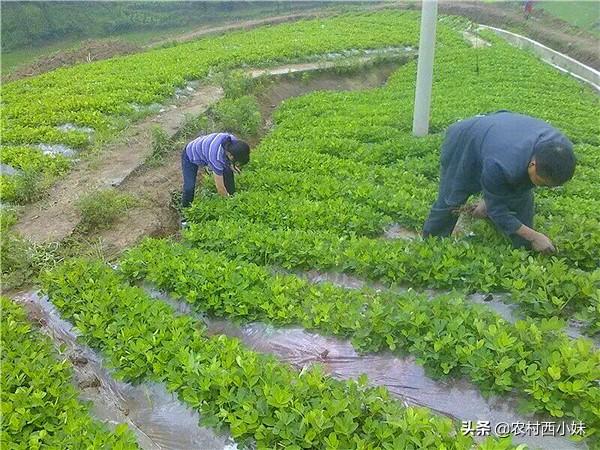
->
<box><xmin>528</xmin><ymin>140</ymin><xmax>576</xmax><ymax>187</ymax></box>
<box><xmin>224</xmin><ymin>139</ymin><xmax>250</xmax><ymax>173</ymax></box>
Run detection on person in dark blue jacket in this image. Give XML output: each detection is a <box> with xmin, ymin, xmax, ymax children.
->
<box><xmin>423</xmin><ymin>111</ymin><xmax>575</xmax><ymax>253</ymax></box>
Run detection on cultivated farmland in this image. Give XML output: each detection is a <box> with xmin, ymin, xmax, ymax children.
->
<box><xmin>2</xmin><ymin>8</ymin><xmax>599</xmax><ymax>450</ymax></box>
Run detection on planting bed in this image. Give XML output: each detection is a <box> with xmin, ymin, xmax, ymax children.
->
<box><xmin>0</xmin><ymin>298</ymin><xmax>139</xmax><ymax>449</ymax></box>
<box><xmin>120</xmin><ymin>241</ymin><xmax>599</xmax><ymax>441</ymax></box>
<box><xmin>12</xmin><ymin>291</ymin><xmax>237</xmax><ymax>450</ymax></box>
<box><xmin>4</xmin><ymin>9</ymin><xmax>599</xmax><ymax>450</ymax></box>
<box><xmin>40</xmin><ymin>260</ymin><xmax>497</xmax><ymax>449</ymax></box>
<box><xmin>143</xmin><ymin>284</ymin><xmax>587</xmax><ymax>450</ymax></box>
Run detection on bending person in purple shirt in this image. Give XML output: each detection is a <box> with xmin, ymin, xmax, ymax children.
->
<box><xmin>181</xmin><ymin>132</ymin><xmax>250</xmax><ymax>211</ymax></box>
<box><xmin>423</xmin><ymin>111</ymin><xmax>576</xmax><ymax>254</ymax></box>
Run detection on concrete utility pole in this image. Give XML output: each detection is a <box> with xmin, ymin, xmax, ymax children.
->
<box><xmin>412</xmin><ymin>0</ymin><xmax>438</xmax><ymax>137</ymax></box>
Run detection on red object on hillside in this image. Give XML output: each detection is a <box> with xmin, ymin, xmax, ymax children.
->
<box><xmin>524</xmin><ymin>0</ymin><xmax>534</xmax><ymax>19</ymax></box>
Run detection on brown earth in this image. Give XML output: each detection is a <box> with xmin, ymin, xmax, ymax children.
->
<box><xmin>3</xmin><ymin>40</ymin><xmax>142</xmax><ymax>83</ymax></box>
<box><xmin>146</xmin><ymin>10</ymin><xmax>344</xmax><ymax>49</ymax></box>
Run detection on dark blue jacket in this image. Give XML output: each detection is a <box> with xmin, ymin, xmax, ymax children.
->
<box><xmin>440</xmin><ymin>111</ymin><xmax>572</xmax><ymax>234</ymax></box>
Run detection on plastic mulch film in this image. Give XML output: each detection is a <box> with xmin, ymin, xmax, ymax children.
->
<box><xmin>13</xmin><ymin>292</ymin><xmax>237</xmax><ymax>450</ymax></box>
<box><xmin>148</xmin><ymin>287</ymin><xmax>588</xmax><ymax>450</ymax></box>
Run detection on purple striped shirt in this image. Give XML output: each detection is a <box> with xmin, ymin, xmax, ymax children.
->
<box><xmin>185</xmin><ymin>132</ymin><xmax>236</xmax><ymax>176</ymax></box>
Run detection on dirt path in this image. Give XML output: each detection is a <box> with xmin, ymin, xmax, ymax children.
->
<box><xmin>3</xmin><ymin>40</ymin><xmax>143</xmax><ymax>83</ymax></box>
<box><xmin>147</xmin><ymin>9</ymin><xmax>342</xmax><ymax>48</ymax></box>
<box><xmin>14</xmin><ymin>84</ymin><xmax>223</xmax><ymax>243</ymax></box>
<box><xmin>14</xmin><ymin>57</ymin><xmax>406</xmax><ymax>251</ymax></box>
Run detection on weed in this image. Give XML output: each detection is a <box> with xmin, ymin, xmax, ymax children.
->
<box><xmin>177</xmin><ymin>114</ymin><xmax>209</xmax><ymax>141</ymax></box>
<box><xmin>0</xmin><ymin>207</ymin><xmax>18</xmax><ymax>230</ymax></box>
<box><xmin>213</xmin><ymin>69</ymin><xmax>255</xmax><ymax>98</ymax></box>
<box><xmin>0</xmin><ymin>232</ymin><xmax>63</xmax><ymax>291</ymax></box>
<box><xmin>210</xmin><ymin>95</ymin><xmax>261</xmax><ymax>136</ymax></box>
<box><xmin>1</xmin><ymin>232</ymin><xmax>33</xmax><ymax>290</ymax></box>
<box><xmin>0</xmin><ymin>169</ymin><xmax>51</xmax><ymax>204</ymax></box>
<box><xmin>76</xmin><ymin>189</ymin><xmax>136</xmax><ymax>231</ymax></box>
<box><xmin>145</xmin><ymin>126</ymin><xmax>172</xmax><ymax>167</ymax></box>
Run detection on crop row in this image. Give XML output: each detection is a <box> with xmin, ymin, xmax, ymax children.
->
<box><xmin>244</xmin><ymin>126</ymin><xmax>600</xmax><ymax>270</ymax></box>
<box><xmin>0</xmin><ymin>297</ymin><xmax>138</xmax><ymax>449</ymax></box>
<box><xmin>120</xmin><ymin>238</ymin><xmax>600</xmax><ymax>442</ymax></box>
<box><xmin>222</xmin><ymin>40</ymin><xmax>600</xmax><ymax>271</ymax></box>
<box><xmin>39</xmin><ymin>259</ymin><xmax>517</xmax><ymax>450</ymax></box>
<box><xmin>190</xmin><ymin>141</ymin><xmax>598</xmax><ymax>270</ymax></box>
<box><xmin>183</xmin><ymin>24</ymin><xmax>599</xmax><ymax>332</ymax></box>
<box><xmin>185</xmin><ymin>219</ymin><xmax>599</xmax><ymax>335</ymax></box>
<box><xmin>0</xmin><ymin>146</ymin><xmax>71</xmax><ymax>203</ymax></box>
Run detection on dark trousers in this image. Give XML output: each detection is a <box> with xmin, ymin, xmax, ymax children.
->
<box><xmin>423</xmin><ymin>169</ymin><xmax>534</xmax><ymax>249</ymax></box>
<box><xmin>181</xmin><ymin>149</ymin><xmax>235</xmax><ymax>208</ymax></box>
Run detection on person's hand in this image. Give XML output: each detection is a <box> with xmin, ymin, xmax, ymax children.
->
<box><xmin>531</xmin><ymin>233</ymin><xmax>556</xmax><ymax>254</ymax></box>
<box><xmin>471</xmin><ymin>200</ymin><xmax>487</xmax><ymax>219</ymax></box>
<box><xmin>455</xmin><ymin>200</ymin><xmax>487</xmax><ymax>218</ymax></box>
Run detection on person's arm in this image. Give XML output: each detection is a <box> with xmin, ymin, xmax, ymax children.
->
<box><xmin>208</xmin><ymin>150</ymin><xmax>230</xmax><ymax>197</ymax></box>
<box><xmin>481</xmin><ymin>161</ymin><xmax>522</xmax><ymax>233</ymax></box>
<box><xmin>213</xmin><ymin>173</ymin><xmax>230</xmax><ymax>197</ymax></box>
<box><xmin>481</xmin><ymin>160</ymin><xmax>555</xmax><ymax>253</ymax></box>
<box><xmin>514</xmin><ymin>225</ymin><xmax>556</xmax><ymax>253</ymax></box>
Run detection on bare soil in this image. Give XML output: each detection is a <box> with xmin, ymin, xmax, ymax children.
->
<box><xmin>14</xmin><ymin>84</ymin><xmax>223</xmax><ymax>244</ymax></box>
<box><xmin>147</xmin><ymin>10</ymin><xmax>342</xmax><ymax>48</ymax></box>
<box><xmin>3</xmin><ymin>40</ymin><xmax>142</xmax><ymax>83</ymax></box>
<box><xmin>8</xmin><ymin>4</ymin><xmax>598</xmax><ymax>267</ymax></box>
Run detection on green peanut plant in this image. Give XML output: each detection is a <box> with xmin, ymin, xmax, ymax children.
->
<box><xmin>41</xmin><ymin>260</ymin><xmax>517</xmax><ymax>450</ymax></box>
<box><xmin>0</xmin><ymin>297</ymin><xmax>138</xmax><ymax>449</ymax></box>
<box><xmin>120</xmin><ymin>238</ymin><xmax>600</xmax><ymax>444</ymax></box>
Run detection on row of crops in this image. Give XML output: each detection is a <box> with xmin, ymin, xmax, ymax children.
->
<box><xmin>3</xmin><ymin>9</ymin><xmax>599</xmax><ymax>449</ymax></box>
<box><xmin>0</xmin><ymin>297</ymin><xmax>138</xmax><ymax>448</ymax></box>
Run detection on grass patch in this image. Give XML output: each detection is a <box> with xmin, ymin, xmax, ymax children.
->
<box><xmin>76</xmin><ymin>189</ymin><xmax>136</xmax><ymax>231</ymax></box>
<box><xmin>0</xmin><ymin>233</ymin><xmax>63</xmax><ymax>291</ymax></box>
<box><xmin>210</xmin><ymin>95</ymin><xmax>262</xmax><ymax>137</ymax></box>
<box><xmin>0</xmin><ymin>207</ymin><xmax>18</xmax><ymax>231</ymax></box>
<box><xmin>537</xmin><ymin>1</ymin><xmax>600</xmax><ymax>34</ymax></box>
<box><xmin>0</xmin><ymin>170</ymin><xmax>53</xmax><ymax>204</ymax></box>
<box><xmin>145</xmin><ymin>126</ymin><xmax>172</xmax><ymax>167</ymax></box>
<box><xmin>212</xmin><ymin>69</ymin><xmax>258</xmax><ymax>98</ymax></box>
<box><xmin>0</xmin><ymin>229</ymin><xmax>109</xmax><ymax>292</ymax></box>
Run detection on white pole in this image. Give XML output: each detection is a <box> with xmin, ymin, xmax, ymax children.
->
<box><xmin>412</xmin><ymin>0</ymin><xmax>438</xmax><ymax>137</ymax></box>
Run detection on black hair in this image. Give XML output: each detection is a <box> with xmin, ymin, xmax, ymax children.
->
<box><xmin>225</xmin><ymin>140</ymin><xmax>250</xmax><ymax>165</ymax></box>
<box><xmin>534</xmin><ymin>139</ymin><xmax>576</xmax><ymax>185</ymax></box>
